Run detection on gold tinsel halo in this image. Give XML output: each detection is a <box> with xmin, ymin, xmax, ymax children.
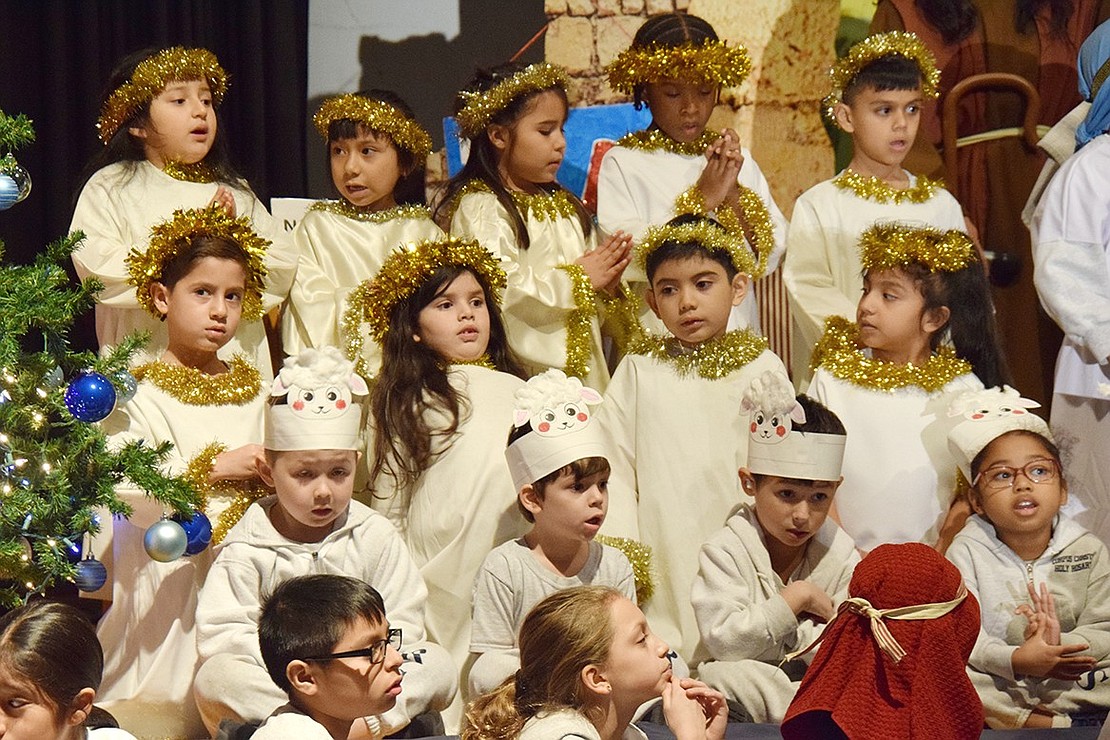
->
<box><xmin>636</xmin><ymin>218</ymin><xmax>757</xmax><ymax>277</ymax></box>
<box><xmin>812</xmin><ymin>316</ymin><xmax>972</xmax><ymax>392</ymax></box>
<box><xmin>357</xmin><ymin>237</ymin><xmax>507</xmax><ymax>345</ymax></box>
<box><xmin>606</xmin><ymin>40</ymin><xmax>752</xmax><ymax>94</ymax></box>
<box><xmin>312</xmin><ymin>94</ymin><xmax>433</xmax><ymax>160</ymax></box>
<box><xmin>823</xmin><ymin>31</ymin><xmax>940</xmax><ymax>124</ymax></box>
<box><xmin>455</xmin><ymin>63</ymin><xmax>569</xmax><ymax>139</ymax></box>
<box><xmin>859</xmin><ymin>222</ymin><xmax>974</xmax><ymax>274</ymax></box>
<box><xmin>97</xmin><ymin>47</ymin><xmax>228</xmax><ymax>144</ymax></box>
<box><xmin>126</xmin><ymin>205</ymin><xmax>270</xmax><ymax>320</ymax></box>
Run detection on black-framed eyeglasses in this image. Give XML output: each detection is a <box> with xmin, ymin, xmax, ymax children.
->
<box><xmin>973</xmin><ymin>459</ymin><xmax>1059</xmax><ymax>491</ymax></box>
<box><xmin>303</xmin><ymin>628</ymin><xmax>402</xmax><ymax>664</ymax></box>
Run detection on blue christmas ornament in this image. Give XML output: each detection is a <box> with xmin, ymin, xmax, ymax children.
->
<box><xmin>75</xmin><ymin>557</ymin><xmax>108</xmax><ymax>592</ymax></box>
<box><xmin>0</xmin><ymin>162</ymin><xmax>30</xmax><ymax>211</ymax></box>
<box><xmin>113</xmin><ymin>370</ymin><xmax>139</xmax><ymax>404</ymax></box>
<box><xmin>64</xmin><ymin>371</ymin><xmax>117</xmax><ymax>422</ymax></box>
<box><xmin>144</xmin><ymin>519</ymin><xmax>187</xmax><ymax>562</ymax></box>
<box><xmin>64</xmin><ymin>537</ymin><xmax>83</xmax><ymax>563</ymax></box>
<box><xmin>174</xmin><ymin>510</ymin><xmax>212</xmax><ymax>556</ymax></box>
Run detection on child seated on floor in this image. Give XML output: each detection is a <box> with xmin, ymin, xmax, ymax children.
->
<box><xmin>253</xmin><ymin>574</ymin><xmax>403</xmax><ymax>740</ymax></box>
<box><xmin>467</xmin><ymin>369</ymin><xmax>641</xmax><ymax>697</ymax></box>
<box><xmin>782</xmin><ymin>543</ymin><xmax>982</xmax><ymax>740</ymax></box>
<box><xmin>193</xmin><ymin>347</ymin><xmax>455</xmax><ymax>737</ymax></box>
<box><xmin>692</xmin><ymin>371</ymin><xmax>858</xmax><ymax>723</ymax></box>
<box><xmin>945</xmin><ymin>386</ymin><xmax>1110</xmax><ymax>729</ymax></box>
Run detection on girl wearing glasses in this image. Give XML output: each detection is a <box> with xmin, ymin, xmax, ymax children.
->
<box><xmin>945</xmin><ymin>386</ymin><xmax>1110</xmax><ymax>729</ymax></box>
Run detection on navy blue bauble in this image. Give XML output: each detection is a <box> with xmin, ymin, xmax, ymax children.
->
<box><xmin>174</xmin><ymin>510</ymin><xmax>212</xmax><ymax>556</ymax></box>
<box><xmin>64</xmin><ymin>371</ymin><xmax>117</xmax><ymax>422</ymax></box>
<box><xmin>75</xmin><ymin>558</ymin><xmax>108</xmax><ymax>592</ymax></box>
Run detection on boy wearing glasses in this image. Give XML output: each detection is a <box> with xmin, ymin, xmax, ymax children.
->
<box><xmin>194</xmin><ymin>348</ymin><xmax>456</xmax><ymax>737</ymax></box>
<box><xmin>254</xmin><ymin>574</ymin><xmax>404</xmax><ymax>739</ymax></box>
<box><xmin>945</xmin><ymin>387</ymin><xmax>1110</xmax><ymax>729</ymax></box>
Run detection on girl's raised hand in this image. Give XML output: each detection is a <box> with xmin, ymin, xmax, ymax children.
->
<box><xmin>1016</xmin><ymin>582</ymin><xmax>1062</xmax><ymax>645</ymax></box>
<box><xmin>1010</xmin><ymin>616</ymin><xmax>1094</xmax><ymax>680</ymax></box>
<box><xmin>208</xmin><ymin>185</ymin><xmax>237</xmax><ymax>217</ymax></box>
<box><xmin>662</xmin><ymin>676</ymin><xmax>728</xmax><ymax>740</ymax></box>
<box><xmin>576</xmin><ymin>230</ymin><xmax>632</xmax><ymax>294</ymax></box>
<box><xmin>210</xmin><ymin>443</ymin><xmax>265</xmax><ymax>482</ymax></box>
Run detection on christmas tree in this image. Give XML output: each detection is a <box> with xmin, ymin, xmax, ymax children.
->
<box><xmin>0</xmin><ymin>108</ymin><xmax>198</xmax><ymax>608</ymax></box>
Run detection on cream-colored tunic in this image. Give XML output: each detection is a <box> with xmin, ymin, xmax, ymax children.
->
<box><xmin>596</xmin><ymin>139</ymin><xmax>787</xmax><ymax>331</ymax></box>
<box><xmin>598</xmin><ymin>341</ymin><xmax>787</xmax><ymax>663</ymax></box>
<box><xmin>95</xmin><ymin>359</ymin><xmax>266</xmax><ymax>740</ymax></box>
<box><xmin>449</xmin><ymin>188</ymin><xmax>611</xmax><ymax>391</ymax></box>
<box><xmin>369</xmin><ymin>364</ymin><xmax>527</xmax><ymax>729</ymax></box>
<box><xmin>71</xmin><ymin>161</ymin><xmax>297</xmax><ymax>377</ymax></box>
<box><xmin>782</xmin><ymin>174</ymin><xmax>965</xmax><ymax>381</ymax></box>
<box><xmin>281</xmin><ymin>202</ymin><xmax>444</xmax><ymax>374</ymax></box>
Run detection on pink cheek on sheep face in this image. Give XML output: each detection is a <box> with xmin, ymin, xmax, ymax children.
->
<box><xmin>750</xmin><ymin>422</ymin><xmax>757</xmax><ymax>433</ymax></box>
<box><xmin>539</xmin><ymin>422</ymin><xmax>550</xmax><ymax>433</ymax></box>
<box><xmin>293</xmin><ymin>400</ymin><xmax>305</xmax><ymax>411</ymax></box>
<box><xmin>776</xmin><ymin>426</ymin><xmax>787</xmax><ymax>437</ymax></box>
<box><xmin>336</xmin><ymin>399</ymin><xmax>347</xmax><ymax>410</ymax></box>
<box><xmin>577</xmin><ymin>412</ymin><xmax>588</xmax><ymax>422</ymax></box>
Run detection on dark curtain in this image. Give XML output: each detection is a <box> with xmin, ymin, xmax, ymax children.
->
<box><xmin>0</xmin><ymin>0</ymin><xmax>308</xmax><ymax>348</ymax></box>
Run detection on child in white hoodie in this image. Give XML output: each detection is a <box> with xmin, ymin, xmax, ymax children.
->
<box><xmin>193</xmin><ymin>347</ymin><xmax>456</xmax><ymax>737</ymax></box>
<box><xmin>946</xmin><ymin>386</ymin><xmax>1110</xmax><ymax>729</ymax></box>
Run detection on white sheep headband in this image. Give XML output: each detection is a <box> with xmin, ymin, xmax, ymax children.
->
<box><xmin>946</xmin><ymin>386</ymin><xmax>1051</xmax><ymax>481</ymax></box>
<box><xmin>742</xmin><ymin>371</ymin><xmax>845</xmax><ymax>482</ymax></box>
<box><xmin>505</xmin><ymin>369</ymin><xmax>607</xmax><ymax>491</ymax></box>
<box><xmin>266</xmin><ymin>346</ymin><xmax>370</xmax><ymax>451</ymax></box>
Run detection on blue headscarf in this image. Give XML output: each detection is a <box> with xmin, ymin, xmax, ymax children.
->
<box><xmin>1076</xmin><ymin>19</ymin><xmax>1110</xmax><ymax>149</ymax></box>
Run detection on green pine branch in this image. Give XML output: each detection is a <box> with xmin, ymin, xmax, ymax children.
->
<box><xmin>0</xmin><ymin>109</ymin><xmax>34</xmax><ymax>156</ymax></box>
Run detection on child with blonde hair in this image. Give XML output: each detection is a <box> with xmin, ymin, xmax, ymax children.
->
<box><xmin>283</xmin><ymin>90</ymin><xmax>443</xmax><ymax>374</ymax></box>
<box><xmin>439</xmin><ymin>61</ymin><xmax>632</xmax><ymax>391</ymax></box>
<box><xmin>71</xmin><ymin>46</ymin><xmax>295</xmax><ymax>375</ymax></box>
<box><xmin>462</xmin><ymin>586</ymin><xmax>727</xmax><ymax>740</ymax></box>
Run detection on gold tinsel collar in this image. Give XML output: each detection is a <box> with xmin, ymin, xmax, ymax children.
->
<box><xmin>134</xmin><ymin>355</ymin><xmax>262</xmax><ymax>406</ymax></box>
<box><xmin>126</xmin><ymin>205</ymin><xmax>270</xmax><ymax>320</ymax></box>
<box><xmin>452</xmin><ymin>355</ymin><xmax>496</xmax><ymax>371</ymax></box>
<box><xmin>833</xmin><ymin>169</ymin><xmax>942</xmax><ymax>204</ymax></box>
<box><xmin>450</xmin><ymin>180</ymin><xmax>580</xmax><ymax>222</ymax></box>
<box><xmin>630</xmin><ymin>329</ymin><xmax>768</xmax><ymax>380</ymax></box>
<box><xmin>617</xmin><ymin>128</ymin><xmax>721</xmax><ymax>156</ymax></box>
<box><xmin>355</xmin><ymin>237</ymin><xmax>506</xmax><ymax>345</ymax></box>
<box><xmin>162</xmin><ymin>160</ymin><xmax>219</xmax><ymax>184</ymax></box>
<box><xmin>823</xmin><ymin>31</ymin><xmax>940</xmax><ymax>124</ymax></box>
<box><xmin>98</xmin><ymin>47</ymin><xmax>228</xmax><ymax>144</ymax></box>
<box><xmin>859</xmin><ymin>223</ymin><xmax>974</xmax><ymax>273</ymax></box>
<box><xmin>308</xmin><ymin>200</ymin><xmax>432</xmax><ymax>224</ymax></box>
<box><xmin>313</xmin><ymin>94</ymin><xmax>433</xmax><ymax>160</ymax></box>
<box><xmin>455</xmin><ymin>63</ymin><xmax>569</xmax><ymax>139</ymax></box>
<box><xmin>636</xmin><ymin>218</ymin><xmax>756</xmax><ymax>277</ymax></box>
<box><xmin>812</xmin><ymin>316</ymin><xmax>971</xmax><ymax>392</ymax></box>
<box><xmin>606</xmin><ymin>40</ymin><xmax>752</xmax><ymax>94</ymax></box>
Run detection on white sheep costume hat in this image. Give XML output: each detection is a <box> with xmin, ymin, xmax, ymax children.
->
<box><xmin>946</xmin><ymin>386</ymin><xmax>1051</xmax><ymax>482</ymax></box>
<box><xmin>266</xmin><ymin>347</ymin><xmax>370</xmax><ymax>451</ymax></box>
<box><xmin>505</xmin><ymin>370</ymin><xmax>607</xmax><ymax>491</ymax></box>
<box><xmin>743</xmin><ymin>371</ymin><xmax>845</xmax><ymax>482</ymax></box>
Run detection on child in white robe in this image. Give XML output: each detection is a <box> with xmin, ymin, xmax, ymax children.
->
<box><xmin>783</xmin><ymin>32</ymin><xmax>966</xmax><ymax>382</ymax></box>
<box><xmin>283</xmin><ymin>90</ymin><xmax>443</xmax><ymax>374</ymax></box>
<box><xmin>440</xmin><ymin>61</ymin><xmax>633</xmax><ymax>391</ymax></box>
<box><xmin>71</xmin><ymin>47</ymin><xmax>295</xmax><ymax>376</ymax></box>
<box><xmin>96</xmin><ymin>206</ymin><xmax>271</xmax><ymax>738</ymax></box>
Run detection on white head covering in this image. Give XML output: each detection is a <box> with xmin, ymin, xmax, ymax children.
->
<box><xmin>265</xmin><ymin>347</ymin><xmax>370</xmax><ymax>452</ymax></box>
<box><xmin>945</xmin><ymin>386</ymin><xmax>1051</xmax><ymax>481</ymax></box>
<box><xmin>505</xmin><ymin>370</ymin><xmax>607</xmax><ymax>491</ymax></box>
<box><xmin>742</xmin><ymin>371</ymin><xmax>845</xmax><ymax>482</ymax></box>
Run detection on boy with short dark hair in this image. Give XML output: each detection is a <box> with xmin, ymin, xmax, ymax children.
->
<box><xmin>254</xmin><ymin>574</ymin><xmax>403</xmax><ymax>739</ymax></box>
<box><xmin>194</xmin><ymin>347</ymin><xmax>456</xmax><ymax>737</ymax></box>
<box><xmin>693</xmin><ymin>371</ymin><xmax>858</xmax><ymax>723</ymax></box>
<box><xmin>467</xmin><ymin>370</ymin><xmax>638</xmax><ymax>697</ymax></box>
<box><xmin>600</xmin><ymin>215</ymin><xmax>788</xmax><ymax>665</ymax></box>
<box><xmin>783</xmin><ymin>31</ymin><xmax>967</xmax><ymax>381</ymax></box>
